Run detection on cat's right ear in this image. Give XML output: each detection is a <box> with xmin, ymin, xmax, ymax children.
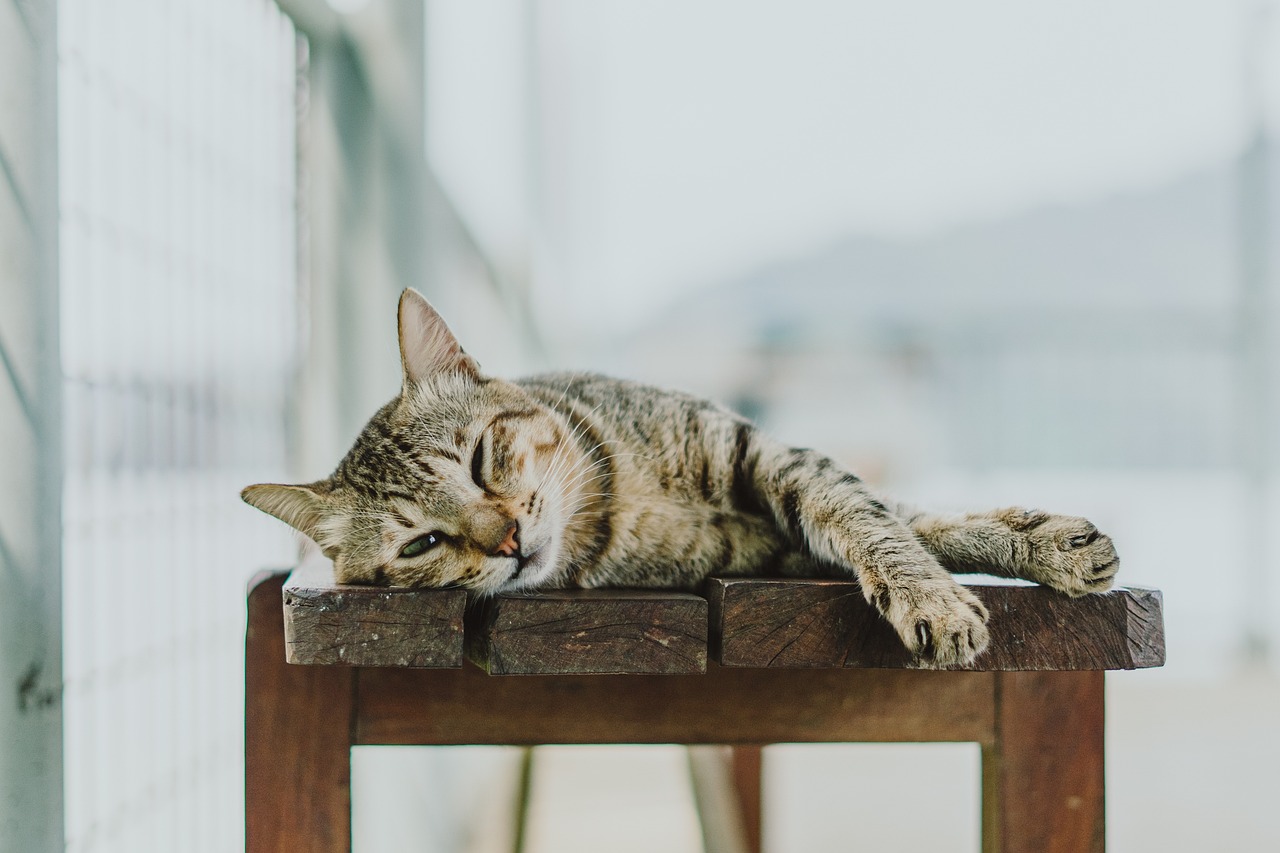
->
<box><xmin>241</xmin><ymin>482</ymin><xmax>331</xmax><ymax>543</ymax></box>
<box><xmin>398</xmin><ymin>288</ymin><xmax>480</xmax><ymax>389</ymax></box>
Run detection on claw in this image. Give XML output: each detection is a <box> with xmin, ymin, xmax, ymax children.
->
<box><xmin>1091</xmin><ymin>558</ymin><xmax>1120</xmax><ymax>579</ymax></box>
<box><xmin>1068</xmin><ymin>527</ymin><xmax>1099</xmax><ymax>548</ymax></box>
<box><xmin>915</xmin><ymin>621</ymin><xmax>932</xmax><ymax>654</ymax></box>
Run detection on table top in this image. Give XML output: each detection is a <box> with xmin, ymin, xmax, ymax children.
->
<box><xmin>280</xmin><ymin>555</ymin><xmax>1164</xmax><ymax>675</ymax></box>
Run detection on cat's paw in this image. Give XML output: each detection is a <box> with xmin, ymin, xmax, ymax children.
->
<box><xmin>874</xmin><ymin>578</ymin><xmax>990</xmax><ymax>667</ymax></box>
<box><xmin>1000</xmin><ymin>509</ymin><xmax>1119</xmax><ymax>596</ymax></box>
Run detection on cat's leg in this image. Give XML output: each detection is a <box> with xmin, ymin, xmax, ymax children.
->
<box><xmin>739</xmin><ymin>434</ymin><xmax>989</xmax><ymax>665</ymax></box>
<box><xmin>889</xmin><ymin>503</ymin><xmax>1120</xmax><ymax>596</ymax></box>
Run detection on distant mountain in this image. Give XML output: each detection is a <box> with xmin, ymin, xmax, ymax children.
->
<box><xmin>638</xmin><ymin>152</ymin><xmax>1276</xmax><ymax>347</ymax></box>
<box><xmin>611</xmin><ymin>154</ymin><xmax>1277</xmax><ymax>471</ymax></box>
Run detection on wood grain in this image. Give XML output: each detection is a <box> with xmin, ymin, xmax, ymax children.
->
<box><xmin>355</xmin><ymin>663</ymin><xmax>996</xmax><ymax>746</ymax></box>
<box><xmin>283</xmin><ymin>556</ymin><xmax>466</xmax><ymax>668</ymax></box>
<box><xmin>246</xmin><ymin>571</ymin><xmax>354</xmax><ymax>853</ymax></box>
<box><xmin>708</xmin><ymin>578</ymin><xmax>1165</xmax><ymax>671</ymax></box>
<box><xmin>467</xmin><ymin>589</ymin><xmax>708</xmax><ymax>674</ymax></box>
<box><xmin>249</xmin><ymin>568</ymin><xmax>1135</xmax><ymax>852</ymax></box>
<box><xmin>982</xmin><ymin>671</ymin><xmax>1105</xmax><ymax>853</ymax></box>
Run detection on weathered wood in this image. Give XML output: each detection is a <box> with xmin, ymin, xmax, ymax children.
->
<box><xmin>708</xmin><ymin>578</ymin><xmax>1165</xmax><ymax>671</ymax></box>
<box><xmin>982</xmin><ymin>671</ymin><xmax>1105</xmax><ymax>853</ymax></box>
<box><xmin>356</xmin><ymin>663</ymin><xmax>996</xmax><ymax>746</ymax></box>
<box><xmin>467</xmin><ymin>589</ymin><xmax>708</xmax><ymax>674</ymax></box>
<box><xmin>246</xmin><ymin>571</ymin><xmax>354</xmax><ymax>853</ymax></box>
<box><xmin>1122</xmin><ymin>588</ymin><xmax>1166</xmax><ymax>669</ymax></box>
<box><xmin>248</xmin><ymin>567</ymin><xmax>1139</xmax><ymax>852</ymax></box>
<box><xmin>283</xmin><ymin>555</ymin><xmax>466</xmax><ymax>668</ymax></box>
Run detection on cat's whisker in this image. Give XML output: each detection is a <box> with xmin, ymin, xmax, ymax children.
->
<box><xmin>561</xmin><ymin>491</ymin><xmax>614</xmax><ymax>513</ymax></box>
<box><xmin>560</xmin><ymin>401</ymin><xmax>617</xmax><ymax>457</ymax></box>
<box><xmin>559</xmin><ymin>461</ymin><xmax>631</xmax><ymax>490</ymax></box>
<box><xmin>537</xmin><ymin>410</ymin><xmax>584</xmax><ymax>485</ymax></box>
<box><xmin>553</xmin><ymin>465</ymin><xmax>612</xmax><ymax>494</ymax></box>
<box><xmin>533</xmin><ymin>400</ymin><xmax>612</xmax><ymax>496</ymax></box>
<box><xmin>548</xmin><ymin>448</ymin><xmax>598</xmax><ymax>493</ymax></box>
<box><xmin>559</xmin><ymin>486</ymin><xmax>608</xmax><ymax>508</ymax></box>
<box><xmin>551</xmin><ymin>481</ymin><xmax>613</xmax><ymax>520</ymax></box>
<box><xmin>547</xmin><ymin>377</ymin><xmax>576</xmax><ymax>413</ymax></box>
<box><xmin>552</xmin><ymin>446</ymin><xmax>648</xmax><ymax>489</ymax></box>
<box><xmin>566</xmin><ymin>492</ymin><xmax>612</xmax><ymax>502</ymax></box>
<box><xmin>563</xmin><ymin>505</ymin><xmax>608</xmax><ymax>523</ymax></box>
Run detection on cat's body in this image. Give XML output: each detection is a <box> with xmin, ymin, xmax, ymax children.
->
<box><xmin>243</xmin><ymin>289</ymin><xmax>1120</xmax><ymax>666</ymax></box>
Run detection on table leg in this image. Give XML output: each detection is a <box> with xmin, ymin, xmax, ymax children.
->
<box><xmin>982</xmin><ymin>671</ymin><xmax>1105</xmax><ymax>853</ymax></box>
<box><xmin>730</xmin><ymin>746</ymin><xmax>762</xmax><ymax>853</ymax></box>
<box><xmin>247</xmin><ymin>571</ymin><xmax>355</xmax><ymax>853</ymax></box>
<box><xmin>513</xmin><ymin>747</ymin><xmax>534</xmax><ymax>853</ymax></box>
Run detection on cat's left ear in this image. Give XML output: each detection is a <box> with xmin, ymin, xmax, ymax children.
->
<box><xmin>398</xmin><ymin>288</ymin><xmax>480</xmax><ymax>389</ymax></box>
<box><xmin>241</xmin><ymin>482</ymin><xmax>332</xmax><ymax>544</ymax></box>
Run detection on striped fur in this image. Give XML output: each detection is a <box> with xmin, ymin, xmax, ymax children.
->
<box><xmin>243</xmin><ymin>290</ymin><xmax>1120</xmax><ymax>666</ymax></box>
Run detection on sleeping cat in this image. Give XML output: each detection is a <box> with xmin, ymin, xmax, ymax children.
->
<box><xmin>243</xmin><ymin>288</ymin><xmax>1119</xmax><ymax>666</ymax></box>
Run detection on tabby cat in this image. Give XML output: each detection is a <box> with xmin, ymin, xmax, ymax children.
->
<box><xmin>243</xmin><ymin>289</ymin><xmax>1119</xmax><ymax>666</ymax></box>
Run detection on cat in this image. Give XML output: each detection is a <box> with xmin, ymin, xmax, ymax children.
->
<box><xmin>242</xmin><ymin>288</ymin><xmax>1119</xmax><ymax>666</ymax></box>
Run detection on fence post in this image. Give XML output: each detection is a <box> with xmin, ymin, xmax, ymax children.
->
<box><xmin>0</xmin><ymin>0</ymin><xmax>62</xmax><ymax>849</ymax></box>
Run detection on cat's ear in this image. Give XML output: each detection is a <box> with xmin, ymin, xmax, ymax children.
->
<box><xmin>398</xmin><ymin>288</ymin><xmax>480</xmax><ymax>388</ymax></box>
<box><xmin>241</xmin><ymin>482</ymin><xmax>331</xmax><ymax>541</ymax></box>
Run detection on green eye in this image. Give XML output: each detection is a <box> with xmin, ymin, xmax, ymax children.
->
<box><xmin>399</xmin><ymin>533</ymin><xmax>440</xmax><ymax>559</ymax></box>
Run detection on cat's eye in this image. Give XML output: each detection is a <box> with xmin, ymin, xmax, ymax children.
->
<box><xmin>471</xmin><ymin>433</ymin><xmax>487</xmax><ymax>488</ymax></box>
<box><xmin>399</xmin><ymin>533</ymin><xmax>441</xmax><ymax>559</ymax></box>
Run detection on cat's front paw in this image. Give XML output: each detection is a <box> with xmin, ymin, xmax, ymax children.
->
<box><xmin>1001</xmin><ymin>509</ymin><xmax>1119</xmax><ymax>596</ymax></box>
<box><xmin>875</xmin><ymin>578</ymin><xmax>990</xmax><ymax>667</ymax></box>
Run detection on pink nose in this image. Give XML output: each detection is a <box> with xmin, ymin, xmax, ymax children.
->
<box><xmin>494</xmin><ymin>523</ymin><xmax>519</xmax><ymax>558</ymax></box>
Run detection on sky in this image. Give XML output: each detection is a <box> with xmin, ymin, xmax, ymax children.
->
<box><xmin>426</xmin><ymin>1</ymin><xmax>1280</xmax><ymax>338</ymax></box>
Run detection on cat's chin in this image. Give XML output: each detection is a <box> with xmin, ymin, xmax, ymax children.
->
<box><xmin>497</xmin><ymin>540</ymin><xmax>560</xmax><ymax>593</ymax></box>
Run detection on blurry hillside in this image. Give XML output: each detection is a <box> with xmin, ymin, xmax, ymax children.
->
<box><xmin>611</xmin><ymin>154</ymin><xmax>1275</xmax><ymax>480</ymax></box>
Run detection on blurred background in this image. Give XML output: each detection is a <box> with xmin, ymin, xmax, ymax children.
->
<box><xmin>2</xmin><ymin>0</ymin><xmax>1279</xmax><ymax>850</ymax></box>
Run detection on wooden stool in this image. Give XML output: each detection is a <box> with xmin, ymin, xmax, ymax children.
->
<box><xmin>246</xmin><ymin>560</ymin><xmax>1164</xmax><ymax>853</ymax></box>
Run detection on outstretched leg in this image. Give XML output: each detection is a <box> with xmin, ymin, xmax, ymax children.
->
<box><xmin>740</xmin><ymin>432</ymin><xmax>989</xmax><ymax>666</ymax></box>
<box><xmin>891</xmin><ymin>504</ymin><xmax>1120</xmax><ymax>596</ymax></box>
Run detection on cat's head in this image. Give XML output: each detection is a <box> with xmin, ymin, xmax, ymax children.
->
<box><xmin>242</xmin><ymin>289</ymin><xmax>584</xmax><ymax>594</ymax></box>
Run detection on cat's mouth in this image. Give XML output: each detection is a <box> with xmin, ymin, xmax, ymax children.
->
<box><xmin>512</xmin><ymin>546</ymin><xmax>545</xmax><ymax>579</ymax></box>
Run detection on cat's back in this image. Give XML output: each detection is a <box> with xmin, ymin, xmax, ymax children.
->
<box><xmin>517</xmin><ymin>371</ymin><xmax>739</xmax><ymax>452</ymax></box>
<box><xmin>517</xmin><ymin>370</ymin><xmax>713</xmax><ymax>413</ymax></box>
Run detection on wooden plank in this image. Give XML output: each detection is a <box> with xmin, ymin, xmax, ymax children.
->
<box><xmin>982</xmin><ymin>671</ymin><xmax>1105</xmax><ymax>853</ymax></box>
<box><xmin>246</xmin><ymin>571</ymin><xmax>354</xmax><ymax>853</ymax></box>
<box><xmin>467</xmin><ymin>589</ymin><xmax>708</xmax><ymax>675</ymax></box>
<box><xmin>708</xmin><ymin>578</ymin><xmax>1165</xmax><ymax>671</ymax></box>
<box><xmin>1123</xmin><ymin>587</ymin><xmax>1166</xmax><ymax>669</ymax></box>
<box><xmin>283</xmin><ymin>555</ymin><xmax>465</xmax><ymax>668</ymax></box>
<box><xmin>355</xmin><ymin>663</ymin><xmax>996</xmax><ymax>746</ymax></box>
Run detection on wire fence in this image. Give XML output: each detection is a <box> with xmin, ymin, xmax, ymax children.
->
<box><xmin>58</xmin><ymin>1</ymin><xmax>300</xmax><ymax>850</ymax></box>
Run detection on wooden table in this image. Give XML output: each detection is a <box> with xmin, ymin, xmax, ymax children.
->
<box><xmin>246</xmin><ymin>559</ymin><xmax>1164</xmax><ymax>853</ymax></box>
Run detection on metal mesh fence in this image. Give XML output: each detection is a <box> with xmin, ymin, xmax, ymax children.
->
<box><xmin>58</xmin><ymin>1</ymin><xmax>300</xmax><ymax>850</ymax></box>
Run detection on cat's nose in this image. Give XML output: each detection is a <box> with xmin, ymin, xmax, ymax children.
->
<box><xmin>493</xmin><ymin>521</ymin><xmax>519</xmax><ymax>558</ymax></box>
